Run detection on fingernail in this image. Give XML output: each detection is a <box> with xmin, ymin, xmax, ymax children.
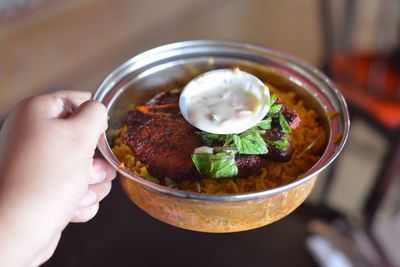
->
<box><xmin>90</xmin><ymin>170</ymin><xmax>106</xmax><ymax>184</ymax></box>
<box><xmin>80</xmin><ymin>191</ymin><xmax>97</xmax><ymax>207</ymax></box>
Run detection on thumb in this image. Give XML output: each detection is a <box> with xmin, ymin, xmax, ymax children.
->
<box><xmin>68</xmin><ymin>100</ymin><xmax>108</xmax><ymax>146</ymax></box>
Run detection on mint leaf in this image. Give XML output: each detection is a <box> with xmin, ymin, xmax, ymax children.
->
<box><xmin>268</xmin><ymin>104</ymin><xmax>282</xmax><ymax>116</ymax></box>
<box><xmin>267</xmin><ymin>94</ymin><xmax>282</xmax><ymax>117</ymax></box>
<box><xmin>199</xmin><ymin>132</ymin><xmax>224</xmax><ymax>146</ymax></box>
<box><xmin>237</xmin><ymin>132</ymin><xmax>268</xmax><ymax>154</ymax></box>
<box><xmin>269</xmin><ymin>95</ymin><xmax>277</xmax><ymax>106</ymax></box>
<box><xmin>256</xmin><ymin>117</ymin><xmax>272</xmax><ymax>130</ymax></box>
<box><xmin>223</xmin><ymin>134</ymin><xmax>242</xmax><ymax>149</ymax></box>
<box><xmin>233</xmin><ymin>134</ymin><xmax>242</xmax><ymax>148</ymax></box>
<box><xmin>270</xmin><ymin>136</ymin><xmax>289</xmax><ymax>150</ymax></box>
<box><xmin>223</xmin><ymin>134</ymin><xmax>234</xmax><ymax>147</ymax></box>
<box><xmin>279</xmin><ymin>113</ymin><xmax>291</xmax><ymax>133</ymax></box>
<box><xmin>212</xmin><ymin>153</ymin><xmax>239</xmax><ymax>179</ymax></box>
<box><xmin>224</xmin><ymin>131</ymin><xmax>268</xmax><ymax>155</ymax></box>
<box><xmin>192</xmin><ymin>151</ymin><xmax>238</xmax><ymax>179</ymax></box>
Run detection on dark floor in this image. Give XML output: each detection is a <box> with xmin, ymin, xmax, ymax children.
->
<box><xmin>42</xmin><ymin>179</ymin><xmax>339</xmax><ymax>267</ymax></box>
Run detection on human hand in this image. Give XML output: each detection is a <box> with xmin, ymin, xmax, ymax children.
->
<box><xmin>0</xmin><ymin>91</ymin><xmax>117</xmax><ymax>266</ymax></box>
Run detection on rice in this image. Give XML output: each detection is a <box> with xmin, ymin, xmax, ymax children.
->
<box><xmin>112</xmin><ymin>88</ymin><xmax>327</xmax><ymax>194</ymax></box>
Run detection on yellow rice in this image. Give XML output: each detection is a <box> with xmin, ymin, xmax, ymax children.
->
<box><xmin>112</xmin><ymin>88</ymin><xmax>327</xmax><ymax>194</ymax></box>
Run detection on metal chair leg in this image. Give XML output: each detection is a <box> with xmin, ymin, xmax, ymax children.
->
<box><xmin>363</xmin><ymin>137</ymin><xmax>400</xmax><ymax>224</ymax></box>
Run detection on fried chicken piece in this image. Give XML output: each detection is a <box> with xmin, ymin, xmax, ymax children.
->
<box><xmin>122</xmin><ymin>108</ymin><xmax>203</xmax><ymax>181</ymax></box>
<box><xmin>236</xmin><ymin>155</ymin><xmax>262</xmax><ymax>177</ymax></box>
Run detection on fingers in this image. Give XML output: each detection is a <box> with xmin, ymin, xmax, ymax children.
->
<box><xmin>47</xmin><ymin>91</ymin><xmax>92</xmax><ymax>119</ymax></box>
<box><xmin>50</xmin><ymin>90</ymin><xmax>91</xmax><ymax>107</ymax></box>
<box><xmin>15</xmin><ymin>91</ymin><xmax>107</xmax><ymax>142</ymax></box>
<box><xmin>91</xmin><ymin>158</ymin><xmax>117</xmax><ymax>184</ymax></box>
<box><xmin>71</xmin><ymin>157</ymin><xmax>116</xmax><ymax>223</ymax></box>
<box><xmin>71</xmin><ymin>203</ymin><xmax>99</xmax><ymax>223</ymax></box>
<box><xmin>72</xmin><ymin>181</ymin><xmax>112</xmax><ymax>223</ymax></box>
<box><xmin>21</xmin><ymin>91</ymin><xmax>107</xmax><ymax>135</ymax></box>
<box><xmin>79</xmin><ymin>182</ymin><xmax>112</xmax><ymax>208</ymax></box>
<box><xmin>12</xmin><ymin>91</ymin><xmax>92</xmax><ymax>121</ymax></box>
<box><xmin>89</xmin><ymin>182</ymin><xmax>112</xmax><ymax>204</ymax></box>
<box><xmin>68</xmin><ymin>100</ymin><xmax>108</xmax><ymax>143</ymax></box>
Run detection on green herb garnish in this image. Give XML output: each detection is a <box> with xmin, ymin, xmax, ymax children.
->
<box><xmin>198</xmin><ymin>132</ymin><xmax>225</xmax><ymax>146</ymax></box>
<box><xmin>268</xmin><ymin>104</ymin><xmax>282</xmax><ymax>116</ymax></box>
<box><xmin>270</xmin><ymin>95</ymin><xmax>277</xmax><ymax>105</ymax></box>
<box><xmin>192</xmin><ymin>94</ymin><xmax>295</xmax><ymax>178</ymax></box>
<box><xmin>225</xmin><ymin>132</ymin><xmax>268</xmax><ymax>155</ymax></box>
<box><xmin>191</xmin><ymin>151</ymin><xmax>238</xmax><ymax>179</ymax></box>
<box><xmin>270</xmin><ymin>136</ymin><xmax>289</xmax><ymax>150</ymax></box>
<box><xmin>256</xmin><ymin>117</ymin><xmax>272</xmax><ymax>130</ymax></box>
<box><xmin>267</xmin><ymin>95</ymin><xmax>282</xmax><ymax>117</ymax></box>
<box><xmin>279</xmin><ymin>113</ymin><xmax>291</xmax><ymax>134</ymax></box>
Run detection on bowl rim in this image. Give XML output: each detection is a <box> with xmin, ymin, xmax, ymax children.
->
<box><xmin>94</xmin><ymin>39</ymin><xmax>350</xmax><ymax>202</ymax></box>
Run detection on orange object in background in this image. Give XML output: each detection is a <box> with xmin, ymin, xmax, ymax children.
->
<box><xmin>330</xmin><ymin>52</ymin><xmax>400</xmax><ymax>129</ymax></box>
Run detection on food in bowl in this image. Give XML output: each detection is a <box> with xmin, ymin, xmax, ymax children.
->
<box><xmin>111</xmin><ymin>71</ymin><xmax>327</xmax><ymax>194</ymax></box>
<box><xmin>94</xmin><ymin>40</ymin><xmax>349</xmax><ymax>232</ymax></box>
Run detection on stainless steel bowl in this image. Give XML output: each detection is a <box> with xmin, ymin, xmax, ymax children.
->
<box><xmin>93</xmin><ymin>40</ymin><xmax>350</xmax><ymax>232</ymax></box>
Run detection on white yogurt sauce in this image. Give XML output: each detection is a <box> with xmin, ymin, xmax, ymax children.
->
<box><xmin>179</xmin><ymin>69</ymin><xmax>270</xmax><ymax>134</ymax></box>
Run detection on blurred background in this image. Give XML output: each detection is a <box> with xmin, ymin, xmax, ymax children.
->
<box><xmin>1</xmin><ymin>0</ymin><xmax>400</xmax><ymax>266</ymax></box>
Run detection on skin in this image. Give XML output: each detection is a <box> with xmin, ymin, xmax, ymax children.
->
<box><xmin>0</xmin><ymin>91</ymin><xmax>117</xmax><ymax>266</ymax></box>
